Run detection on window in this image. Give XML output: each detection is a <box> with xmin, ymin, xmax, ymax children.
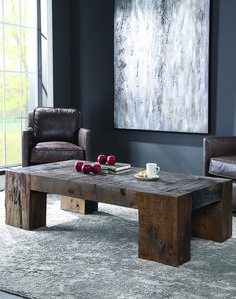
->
<box><xmin>0</xmin><ymin>0</ymin><xmax>53</xmax><ymax>168</ymax></box>
<box><xmin>39</xmin><ymin>0</ymin><xmax>53</xmax><ymax>107</ymax></box>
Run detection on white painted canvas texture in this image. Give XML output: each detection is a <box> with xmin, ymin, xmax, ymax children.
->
<box><xmin>114</xmin><ymin>0</ymin><xmax>210</xmax><ymax>133</ymax></box>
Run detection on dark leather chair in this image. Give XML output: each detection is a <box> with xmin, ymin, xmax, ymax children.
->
<box><xmin>22</xmin><ymin>107</ymin><xmax>91</xmax><ymax>167</ymax></box>
<box><xmin>203</xmin><ymin>136</ymin><xmax>236</xmax><ymax>212</ymax></box>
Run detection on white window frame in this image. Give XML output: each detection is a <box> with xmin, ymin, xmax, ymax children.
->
<box><xmin>38</xmin><ymin>0</ymin><xmax>53</xmax><ymax>107</ymax></box>
<box><xmin>0</xmin><ymin>0</ymin><xmax>53</xmax><ymax>169</ymax></box>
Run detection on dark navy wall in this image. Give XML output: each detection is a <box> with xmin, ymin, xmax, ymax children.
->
<box><xmin>52</xmin><ymin>0</ymin><xmax>71</xmax><ymax>108</ymax></box>
<box><xmin>53</xmin><ymin>0</ymin><xmax>236</xmax><ymax>175</ymax></box>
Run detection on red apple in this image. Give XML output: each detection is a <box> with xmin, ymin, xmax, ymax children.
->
<box><xmin>92</xmin><ymin>163</ymin><xmax>101</xmax><ymax>174</ymax></box>
<box><xmin>97</xmin><ymin>154</ymin><xmax>107</xmax><ymax>164</ymax></box>
<box><xmin>107</xmin><ymin>155</ymin><xmax>116</xmax><ymax>165</ymax></box>
<box><xmin>74</xmin><ymin>161</ymin><xmax>84</xmax><ymax>171</ymax></box>
<box><xmin>81</xmin><ymin>164</ymin><xmax>91</xmax><ymax>174</ymax></box>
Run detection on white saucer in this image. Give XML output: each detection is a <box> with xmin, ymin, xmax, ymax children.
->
<box><xmin>134</xmin><ymin>174</ymin><xmax>159</xmax><ymax>181</ymax></box>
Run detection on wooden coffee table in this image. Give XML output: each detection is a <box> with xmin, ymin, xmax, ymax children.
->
<box><xmin>5</xmin><ymin>160</ymin><xmax>232</xmax><ymax>267</ymax></box>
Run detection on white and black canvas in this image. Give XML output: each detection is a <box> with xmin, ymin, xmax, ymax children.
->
<box><xmin>114</xmin><ymin>0</ymin><xmax>210</xmax><ymax>133</ymax></box>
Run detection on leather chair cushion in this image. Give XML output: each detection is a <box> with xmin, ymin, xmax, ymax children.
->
<box><xmin>209</xmin><ymin>155</ymin><xmax>236</xmax><ymax>180</ymax></box>
<box><xmin>30</xmin><ymin>141</ymin><xmax>84</xmax><ymax>164</ymax></box>
<box><xmin>33</xmin><ymin>108</ymin><xmax>80</xmax><ymax>144</ymax></box>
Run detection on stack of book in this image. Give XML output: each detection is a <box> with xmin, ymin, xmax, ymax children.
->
<box><xmin>100</xmin><ymin>162</ymin><xmax>132</xmax><ymax>175</ymax></box>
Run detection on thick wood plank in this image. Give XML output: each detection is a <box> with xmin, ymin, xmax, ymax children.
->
<box><xmin>28</xmin><ymin>191</ymin><xmax>47</xmax><ymax>230</ymax></box>
<box><xmin>138</xmin><ymin>193</ymin><xmax>191</xmax><ymax>267</ymax></box>
<box><xmin>15</xmin><ymin>161</ymin><xmax>230</xmax><ymax>204</ymax></box>
<box><xmin>30</xmin><ymin>175</ymin><xmax>139</xmax><ymax>209</ymax></box>
<box><xmin>5</xmin><ymin>171</ymin><xmax>46</xmax><ymax>230</ymax></box>
<box><xmin>191</xmin><ymin>183</ymin><xmax>222</xmax><ymax>210</ymax></box>
<box><xmin>61</xmin><ymin>196</ymin><xmax>98</xmax><ymax>214</ymax></box>
<box><xmin>5</xmin><ymin>171</ymin><xmax>24</xmax><ymax>228</ymax></box>
<box><xmin>191</xmin><ymin>180</ymin><xmax>232</xmax><ymax>242</ymax></box>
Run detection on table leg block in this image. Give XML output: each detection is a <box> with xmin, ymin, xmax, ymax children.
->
<box><xmin>61</xmin><ymin>196</ymin><xmax>98</xmax><ymax>214</ymax></box>
<box><xmin>138</xmin><ymin>193</ymin><xmax>191</xmax><ymax>267</ymax></box>
<box><xmin>29</xmin><ymin>191</ymin><xmax>47</xmax><ymax>229</ymax></box>
<box><xmin>5</xmin><ymin>171</ymin><xmax>46</xmax><ymax>230</ymax></box>
<box><xmin>191</xmin><ymin>181</ymin><xmax>232</xmax><ymax>242</ymax></box>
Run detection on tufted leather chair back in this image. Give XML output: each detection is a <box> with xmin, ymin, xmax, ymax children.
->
<box><xmin>32</xmin><ymin>107</ymin><xmax>81</xmax><ymax>144</ymax></box>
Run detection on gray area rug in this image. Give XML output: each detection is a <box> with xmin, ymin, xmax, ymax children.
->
<box><xmin>0</xmin><ymin>191</ymin><xmax>236</xmax><ymax>299</ymax></box>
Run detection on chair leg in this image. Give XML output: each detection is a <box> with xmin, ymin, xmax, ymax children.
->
<box><xmin>61</xmin><ymin>196</ymin><xmax>98</xmax><ymax>214</ymax></box>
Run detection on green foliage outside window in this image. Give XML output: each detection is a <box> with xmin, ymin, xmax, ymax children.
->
<box><xmin>0</xmin><ymin>0</ymin><xmax>37</xmax><ymax>166</ymax></box>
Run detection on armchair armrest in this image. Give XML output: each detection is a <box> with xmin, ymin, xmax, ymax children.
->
<box><xmin>78</xmin><ymin>128</ymin><xmax>91</xmax><ymax>161</ymax></box>
<box><xmin>203</xmin><ymin>136</ymin><xmax>236</xmax><ymax>176</ymax></box>
<box><xmin>22</xmin><ymin>127</ymin><xmax>35</xmax><ymax>167</ymax></box>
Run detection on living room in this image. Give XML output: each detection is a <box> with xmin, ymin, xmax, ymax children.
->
<box><xmin>1</xmin><ymin>0</ymin><xmax>236</xmax><ymax>298</ymax></box>
<box><xmin>51</xmin><ymin>0</ymin><xmax>235</xmax><ymax>176</ymax></box>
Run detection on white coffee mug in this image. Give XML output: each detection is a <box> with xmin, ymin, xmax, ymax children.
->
<box><xmin>146</xmin><ymin>163</ymin><xmax>160</xmax><ymax>178</ymax></box>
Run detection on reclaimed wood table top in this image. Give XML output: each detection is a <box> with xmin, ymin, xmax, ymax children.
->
<box><xmin>7</xmin><ymin>159</ymin><xmax>231</xmax><ymax>211</ymax></box>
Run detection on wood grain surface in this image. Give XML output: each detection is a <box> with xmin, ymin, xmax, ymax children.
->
<box><xmin>5</xmin><ymin>160</ymin><xmax>232</xmax><ymax>266</ymax></box>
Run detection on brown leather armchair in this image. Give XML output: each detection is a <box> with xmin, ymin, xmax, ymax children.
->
<box><xmin>22</xmin><ymin>107</ymin><xmax>91</xmax><ymax>167</ymax></box>
<box><xmin>203</xmin><ymin>136</ymin><xmax>236</xmax><ymax>212</ymax></box>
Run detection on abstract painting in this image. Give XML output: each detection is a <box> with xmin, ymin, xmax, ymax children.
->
<box><xmin>114</xmin><ymin>0</ymin><xmax>210</xmax><ymax>133</ymax></box>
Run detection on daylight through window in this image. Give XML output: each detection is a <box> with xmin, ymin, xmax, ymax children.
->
<box><xmin>0</xmin><ymin>0</ymin><xmax>37</xmax><ymax>167</ymax></box>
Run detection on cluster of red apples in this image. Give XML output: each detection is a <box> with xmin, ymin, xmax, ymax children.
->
<box><xmin>74</xmin><ymin>154</ymin><xmax>116</xmax><ymax>174</ymax></box>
